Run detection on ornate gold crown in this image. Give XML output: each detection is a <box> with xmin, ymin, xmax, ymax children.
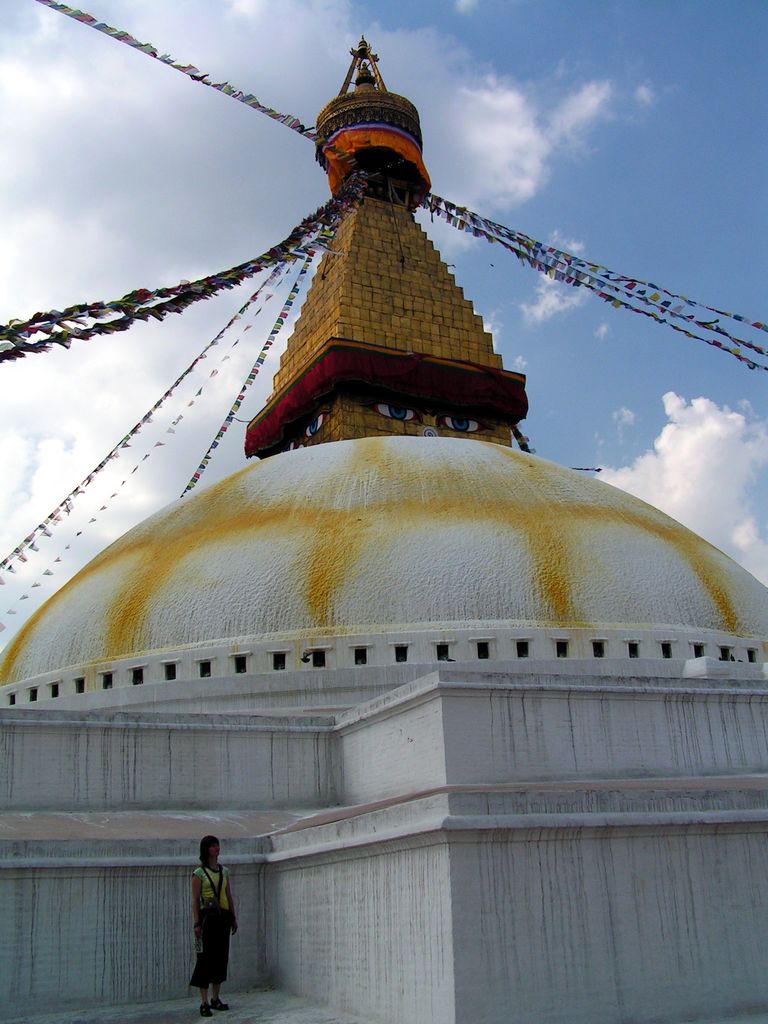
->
<box><xmin>316</xmin><ymin>90</ymin><xmax>423</xmax><ymax>147</ymax></box>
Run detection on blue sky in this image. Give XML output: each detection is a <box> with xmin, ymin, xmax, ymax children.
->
<box><xmin>0</xmin><ymin>0</ymin><xmax>766</xmax><ymax>648</ymax></box>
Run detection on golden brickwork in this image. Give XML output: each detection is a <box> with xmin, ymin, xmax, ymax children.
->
<box><xmin>291</xmin><ymin>392</ymin><xmax>512</xmax><ymax>450</ymax></box>
<box><xmin>271</xmin><ymin>197</ymin><xmax>502</xmax><ymax>396</ymax></box>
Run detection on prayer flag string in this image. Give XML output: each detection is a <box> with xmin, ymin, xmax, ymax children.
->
<box><xmin>0</xmin><ymin>175</ymin><xmax>364</xmax><ymax>362</ymax></box>
<box><xmin>428</xmin><ymin>194</ymin><xmax>767</xmax><ymax>339</ymax></box>
<box><xmin>0</xmin><ymin>280</ymin><xmax>290</xmax><ymax>635</ymax></box>
<box><xmin>511</xmin><ymin>423</ymin><xmax>535</xmax><ymax>454</ymax></box>
<box><xmin>32</xmin><ymin>0</ymin><xmax>318</xmax><ymax>142</ymax></box>
<box><xmin>474</xmin><ymin>207</ymin><xmax>767</xmax><ymax>333</ymax></box>
<box><xmin>424</xmin><ymin>193</ymin><xmax>768</xmax><ymax>373</ymax></box>
<box><xmin>0</xmin><ymin>264</ymin><xmax>287</xmax><ymax>579</ymax></box>
<box><xmin>181</xmin><ymin>253</ymin><xmax>316</xmax><ymax>495</ymax></box>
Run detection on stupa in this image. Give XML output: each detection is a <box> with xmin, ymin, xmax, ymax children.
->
<box><xmin>2</xmin><ymin>38</ymin><xmax>768</xmax><ymax>1024</ymax></box>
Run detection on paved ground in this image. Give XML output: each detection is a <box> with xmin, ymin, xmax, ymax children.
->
<box><xmin>9</xmin><ymin>995</ymin><xmax>768</xmax><ymax>1024</ymax></box>
<box><xmin>8</xmin><ymin>988</ymin><xmax>373</xmax><ymax>1024</ymax></box>
<box><xmin>10</xmin><ymin>988</ymin><xmax>768</xmax><ymax>1024</ymax></box>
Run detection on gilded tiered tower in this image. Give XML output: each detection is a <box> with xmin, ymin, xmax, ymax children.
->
<box><xmin>246</xmin><ymin>38</ymin><xmax>527</xmax><ymax>458</ymax></box>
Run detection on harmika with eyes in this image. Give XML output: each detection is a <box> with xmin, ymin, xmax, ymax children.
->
<box><xmin>190</xmin><ymin>835</ymin><xmax>238</xmax><ymax>1017</ymax></box>
<box><xmin>285</xmin><ymin>399</ymin><xmax>484</xmax><ymax>450</ymax></box>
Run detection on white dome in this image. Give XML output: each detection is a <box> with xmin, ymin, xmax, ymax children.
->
<box><xmin>2</xmin><ymin>436</ymin><xmax>767</xmax><ymax>684</ymax></box>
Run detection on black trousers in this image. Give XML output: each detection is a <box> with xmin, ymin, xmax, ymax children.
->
<box><xmin>189</xmin><ymin>909</ymin><xmax>233</xmax><ymax>988</ymax></box>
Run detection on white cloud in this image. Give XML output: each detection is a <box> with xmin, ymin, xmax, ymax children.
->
<box><xmin>548</xmin><ymin>80</ymin><xmax>612</xmax><ymax>145</ymax></box>
<box><xmin>550</xmin><ymin>230</ymin><xmax>585</xmax><ymax>255</ymax></box>
<box><xmin>512</xmin><ymin>354</ymin><xmax>528</xmax><ymax>371</ymax></box>
<box><xmin>612</xmin><ymin>405</ymin><xmax>636</xmax><ymax>442</ymax></box>
<box><xmin>635</xmin><ymin>82</ymin><xmax>655</xmax><ymax>108</ymax></box>
<box><xmin>482</xmin><ymin>309</ymin><xmax>504</xmax><ymax>349</ymax></box>
<box><xmin>455</xmin><ymin>0</ymin><xmax>479</xmax><ymax>11</ymax></box>
<box><xmin>450</xmin><ymin>78</ymin><xmax>551</xmax><ymax>206</ymax></box>
<box><xmin>414</xmin><ymin>206</ymin><xmax>478</xmax><ymax>259</ymax></box>
<box><xmin>612</xmin><ymin>406</ymin><xmax>636</xmax><ymax>428</ymax></box>
<box><xmin>594</xmin><ymin>322</ymin><xmax>609</xmax><ymax>340</ymax></box>
<box><xmin>600</xmin><ymin>392</ymin><xmax>768</xmax><ymax>585</ymax></box>
<box><xmin>731</xmin><ymin>518</ymin><xmax>768</xmax><ymax>586</ymax></box>
<box><xmin>225</xmin><ymin>0</ymin><xmax>269</xmax><ymax>14</ymax></box>
<box><xmin>520</xmin><ymin>275</ymin><xmax>588</xmax><ymax>323</ymax></box>
<box><xmin>438</xmin><ymin>74</ymin><xmax>612</xmax><ymax>210</ymax></box>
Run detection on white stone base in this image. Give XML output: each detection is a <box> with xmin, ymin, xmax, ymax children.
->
<box><xmin>3</xmin><ymin>667</ymin><xmax>768</xmax><ymax>1022</ymax></box>
<box><xmin>266</xmin><ymin>793</ymin><xmax>768</xmax><ymax>1024</ymax></box>
<box><xmin>1</xmin><ymin>853</ymin><xmax>267</xmax><ymax>1016</ymax></box>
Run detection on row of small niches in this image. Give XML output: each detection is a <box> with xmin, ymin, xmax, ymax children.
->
<box><xmin>4</xmin><ymin>637</ymin><xmax>762</xmax><ymax>705</ymax></box>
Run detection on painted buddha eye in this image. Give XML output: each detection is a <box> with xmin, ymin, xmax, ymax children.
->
<box><xmin>374</xmin><ymin>403</ymin><xmax>418</xmax><ymax>422</ymax></box>
<box><xmin>287</xmin><ymin>440</ymin><xmax>304</xmax><ymax>450</ymax></box>
<box><xmin>305</xmin><ymin>413</ymin><xmax>325</xmax><ymax>437</ymax></box>
<box><xmin>437</xmin><ymin>415</ymin><xmax>480</xmax><ymax>433</ymax></box>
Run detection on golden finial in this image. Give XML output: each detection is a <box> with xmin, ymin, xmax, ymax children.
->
<box><xmin>339</xmin><ymin>36</ymin><xmax>387</xmax><ymax>94</ymax></box>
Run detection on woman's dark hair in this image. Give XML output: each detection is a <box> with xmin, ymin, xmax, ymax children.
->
<box><xmin>199</xmin><ymin>835</ymin><xmax>220</xmax><ymax>865</ymax></box>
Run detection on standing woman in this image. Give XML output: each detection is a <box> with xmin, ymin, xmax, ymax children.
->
<box><xmin>190</xmin><ymin>835</ymin><xmax>238</xmax><ymax>1017</ymax></box>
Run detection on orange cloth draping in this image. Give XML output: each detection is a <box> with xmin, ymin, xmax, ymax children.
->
<box><xmin>322</xmin><ymin>125</ymin><xmax>431</xmax><ymax>196</ymax></box>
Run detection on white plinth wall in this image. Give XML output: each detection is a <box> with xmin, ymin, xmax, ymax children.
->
<box><xmin>3</xmin><ymin>662</ymin><xmax>768</xmax><ymax>1023</ymax></box>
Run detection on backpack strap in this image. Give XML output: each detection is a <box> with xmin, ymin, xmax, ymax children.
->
<box><xmin>200</xmin><ymin>866</ymin><xmax>224</xmax><ymax>907</ymax></box>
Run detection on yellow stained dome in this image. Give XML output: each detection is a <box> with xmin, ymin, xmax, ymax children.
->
<box><xmin>2</xmin><ymin>436</ymin><xmax>767</xmax><ymax>685</ymax></box>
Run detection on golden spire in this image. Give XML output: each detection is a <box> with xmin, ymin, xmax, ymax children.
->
<box><xmin>245</xmin><ymin>42</ymin><xmax>527</xmax><ymax>459</ymax></box>
<box><xmin>314</xmin><ymin>37</ymin><xmax>430</xmax><ymax>208</ymax></box>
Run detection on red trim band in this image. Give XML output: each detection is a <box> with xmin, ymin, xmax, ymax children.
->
<box><xmin>245</xmin><ymin>339</ymin><xmax>527</xmax><ymax>457</ymax></box>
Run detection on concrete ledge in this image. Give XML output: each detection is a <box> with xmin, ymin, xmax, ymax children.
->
<box><xmin>336</xmin><ymin>669</ymin><xmax>768</xmax><ymax>732</ymax></box>
<box><xmin>0</xmin><ymin>710</ymin><xmax>338</xmax><ymax>811</ymax></box>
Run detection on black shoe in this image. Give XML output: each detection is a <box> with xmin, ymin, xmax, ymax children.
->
<box><xmin>211</xmin><ymin>998</ymin><xmax>229</xmax><ymax>1011</ymax></box>
<box><xmin>200</xmin><ymin>1004</ymin><xmax>213</xmax><ymax>1018</ymax></box>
